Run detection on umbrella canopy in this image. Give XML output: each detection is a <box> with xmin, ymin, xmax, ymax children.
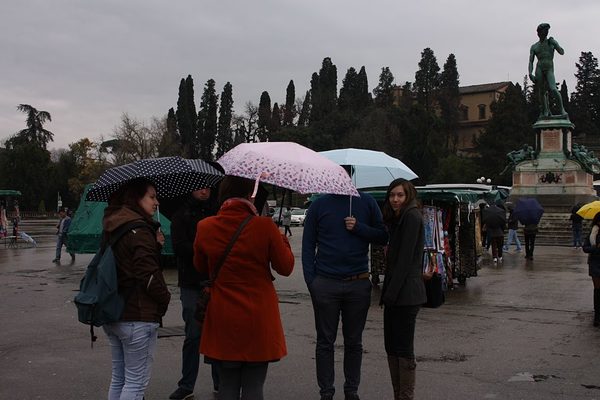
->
<box><xmin>217</xmin><ymin>142</ymin><xmax>359</xmax><ymax>196</ymax></box>
<box><xmin>86</xmin><ymin>157</ymin><xmax>223</xmax><ymax>202</ymax></box>
<box><xmin>482</xmin><ymin>204</ymin><xmax>506</xmax><ymax>227</ymax></box>
<box><xmin>319</xmin><ymin>148</ymin><xmax>418</xmax><ymax>189</ymax></box>
<box><xmin>513</xmin><ymin>197</ymin><xmax>544</xmax><ymax>225</ymax></box>
<box><xmin>577</xmin><ymin>200</ymin><xmax>600</xmax><ymax>220</ymax></box>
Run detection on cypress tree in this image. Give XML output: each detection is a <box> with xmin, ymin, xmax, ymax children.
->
<box><xmin>197</xmin><ymin>79</ymin><xmax>218</xmax><ymax>161</ymax></box>
<box><xmin>319</xmin><ymin>57</ymin><xmax>338</xmax><ymax>116</ymax></box>
<box><xmin>216</xmin><ymin>82</ymin><xmax>234</xmax><ymax>159</ymax></box>
<box><xmin>298</xmin><ymin>91</ymin><xmax>311</xmax><ymax>127</ymax></box>
<box><xmin>373</xmin><ymin>67</ymin><xmax>395</xmax><ymax>108</ymax></box>
<box><xmin>414</xmin><ymin>48</ymin><xmax>440</xmax><ymax>110</ymax></box>
<box><xmin>356</xmin><ymin>66</ymin><xmax>372</xmax><ymax>110</ymax></box>
<box><xmin>439</xmin><ymin>53</ymin><xmax>460</xmax><ymax>151</ymax></box>
<box><xmin>271</xmin><ymin>103</ymin><xmax>282</xmax><ymax>133</ymax></box>
<box><xmin>283</xmin><ymin>80</ymin><xmax>296</xmax><ymax>126</ymax></box>
<box><xmin>571</xmin><ymin>51</ymin><xmax>600</xmax><ymax>135</ymax></box>
<box><xmin>257</xmin><ymin>91</ymin><xmax>272</xmax><ymax>142</ymax></box>
<box><xmin>176</xmin><ymin>75</ymin><xmax>197</xmax><ymax>158</ymax></box>
<box><xmin>339</xmin><ymin>67</ymin><xmax>358</xmax><ymax>111</ymax></box>
<box><xmin>158</xmin><ymin>108</ymin><xmax>181</xmax><ymax>156</ymax></box>
<box><xmin>309</xmin><ymin>72</ymin><xmax>320</xmax><ymax>124</ymax></box>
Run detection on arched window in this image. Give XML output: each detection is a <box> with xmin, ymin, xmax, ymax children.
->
<box><xmin>460</xmin><ymin>105</ymin><xmax>469</xmax><ymax>121</ymax></box>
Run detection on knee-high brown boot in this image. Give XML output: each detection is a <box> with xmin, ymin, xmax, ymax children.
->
<box><xmin>387</xmin><ymin>355</ymin><xmax>401</xmax><ymax>399</ymax></box>
<box><xmin>397</xmin><ymin>357</ymin><xmax>416</xmax><ymax>400</ymax></box>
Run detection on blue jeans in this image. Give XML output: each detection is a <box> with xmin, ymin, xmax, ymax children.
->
<box><xmin>178</xmin><ymin>287</ymin><xmax>219</xmax><ymax>391</ymax></box>
<box><xmin>573</xmin><ymin>224</ymin><xmax>583</xmax><ymax>247</ymax></box>
<box><xmin>308</xmin><ymin>275</ymin><xmax>372</xmax><ymax>397</ymax></box>
<box><xmin>103</xmin><ymin>321</ymin><xmax>159</xmax><ymax>400</ymax></box>
<box><xmin>503</xmin><ymin>229</ymin><xmax>522</xmax><ymax>251</ymax></box>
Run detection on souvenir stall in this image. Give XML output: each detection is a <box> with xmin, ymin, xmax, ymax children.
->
<box><xmin>368</xmin><ymin>187</ymin><xmax>503</xmax><ymax>287</ymax></box>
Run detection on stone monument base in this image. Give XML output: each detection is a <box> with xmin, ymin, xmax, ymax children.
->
<box><xmin>509</xmin><ymin>121</ymin><xmax>597</xmax><ymax>212</ymax></box>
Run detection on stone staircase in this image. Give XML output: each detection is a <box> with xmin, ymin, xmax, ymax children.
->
<box><xmin>531</xmin><ymin>212</ymin><xmax>580</xmax><ymax>247</ymax></box>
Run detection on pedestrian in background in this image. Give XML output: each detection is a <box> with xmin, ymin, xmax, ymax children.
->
<box><xmin>282</xmin><ymin>206</ymin><xmax>292</xmax><ymax>237</ymax></box>
<box><xmin>169</xmin><ymin>187</ymin><xmax>219</xmax><ymax>400</ymax></box>
<box><xmin>570</xmin><ymin>207</ymin><xmax>584</xmax><ymax>249</ymax></box>
<box><xmin>52</xmin><ymin>208</ymin><xmax>75</xmax><ymax>263</ymax></box>
<box><xmin>523</xmin><ymin>223</ymin><xmax>539</xmax><ymax>260</ymax></box>
<box><xmin>102</xmin><ymin>178</ymin><xmax>171</xmax><ymax>400</ymax></box>
<box><xmin>302</xmin><ymin>186</ymin><xmax>388</xmax><ymax>400</ymax></box>
<box><xmin>380</xmin><ymin>178</ymin><xmax>426</xmax><ymax>400</ymax></box>
<box><xmin>503</xmin><ymin>209</ymin><xmax>522</xmax><ymax>253</ymax></box>
<box><xmin>582</xmin><ymin>212</ymin><xmax>600</xmax><ymax>327</ymax></box>
<box><xmin>193</xmin><ymin>175</ymin><xmax>294</xmax><ymax>400</ymax></box>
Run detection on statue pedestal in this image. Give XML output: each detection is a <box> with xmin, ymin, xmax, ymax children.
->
<box><xmin>510</xmin><ymin>118</ymin><xmax>596</xmax><ymax>212</ymax></box>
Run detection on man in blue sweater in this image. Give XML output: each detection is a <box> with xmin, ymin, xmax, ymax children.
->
<box><xmin>303</xmin><ymin>192</ymin><xmax>388</xmax><ymax>400</ymax></box>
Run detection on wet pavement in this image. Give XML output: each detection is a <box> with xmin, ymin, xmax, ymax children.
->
<box><xmin>1</xmin><ymin>227</ymin><xmax>599</xmax><ymax>399</ymax></box>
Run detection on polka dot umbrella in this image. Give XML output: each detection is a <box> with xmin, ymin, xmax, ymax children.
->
<box><xmin>86</xmin><ymin>157</ymin><xmax>223</xmax><ymax>202</ymax></box>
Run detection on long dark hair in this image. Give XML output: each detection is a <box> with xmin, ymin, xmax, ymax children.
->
<box><xmin>217</xmin><ymin>175</ymin><xmax>255</xmax><ymax>206</ymax></box>
<box><xmin>382</xmin><ymin>178</ymin><xmax>417</xmax><ymax>225</ymax></box>
<box><xmin>109</xmin><ymin>178</ymin><xmax>156</xmax><ymax>217</ymax></box>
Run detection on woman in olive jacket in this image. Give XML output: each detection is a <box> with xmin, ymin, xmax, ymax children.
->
<box><xmin>102</xmin><ymin>178</ymin><xmax>171</xmax><ymax>400</ymax></box>
<box><xmin>380</xmin><ymin>178</ymin><xmax>426</xmax><ymax>400</ymax></box>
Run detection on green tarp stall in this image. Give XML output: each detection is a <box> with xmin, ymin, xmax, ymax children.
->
<box><xmin>0</xmin><ymin>190</ymin><xmax>22</xmax><ymax>196</ymax></box>
<box><xmin>67</xmin><ymin>184</ymin><xmax>173</xmax><ymax>255</ymax></box>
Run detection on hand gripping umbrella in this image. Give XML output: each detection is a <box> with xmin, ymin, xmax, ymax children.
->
<box><xmin>86</xmin><ymin>157</ymin><xmax>224</xmax><ymax>202</ymax></box>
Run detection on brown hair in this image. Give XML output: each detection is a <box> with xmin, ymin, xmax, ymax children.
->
<box><xmin>382</xmin><ymin>178</ymin><xmax>417</xmax><ymax>225</ymax></box>
<box><xmin>217</xmin><ymin>175</ymin><xmax>255</xmax><ymax>206</ymax></box>
<box><xmin>109</xmin><ymin>178</ymin><xmax>156</xmax><ymax>212</ymax></box>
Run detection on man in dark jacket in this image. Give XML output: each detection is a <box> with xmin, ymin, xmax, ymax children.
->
<box><xmin>303</xmin><ymin>192</ymin><xmax>388</xmax><ymax>400</ymax></box>
<box><xmin>169</xmin><ymin>188</ymin><xmax>219</xmax><ymax>400</ymax></box>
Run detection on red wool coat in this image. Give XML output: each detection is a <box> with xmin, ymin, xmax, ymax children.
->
<box><xmin>193</xmin><ymin>199</ymin><xmax>294</xmax><ymax>362</ymax></box>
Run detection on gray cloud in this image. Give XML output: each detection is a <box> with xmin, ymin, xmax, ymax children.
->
<box><xmin>1</xmin><ymin>0</ymin><xmax>598</xmax><ymax>149</ymax></box>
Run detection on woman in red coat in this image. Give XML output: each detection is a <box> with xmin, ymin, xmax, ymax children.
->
<box><xmin>193</xmin><ymin>175</ymin><xmax>294</xmax><ymax>400</ymax></box>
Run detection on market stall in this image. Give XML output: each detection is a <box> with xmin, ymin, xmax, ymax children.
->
<box><xmin>369</xmin><ymin>186</ymin><xmax>505</xmax><ymax>287</ymax></box>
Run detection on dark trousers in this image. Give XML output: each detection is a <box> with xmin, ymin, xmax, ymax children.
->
<box><xmin>573</xmin><ymin>224</ymin><xmax>583</xmax><ymax>247</ymax></box>
<box><xmin>490</xmin><ymin>236</ymin><xmax>504</xmax><ymax>259</ymax></box>
<box><xmin>283</xmin><ymin>225</ymin><xmax>292</xmax><ymax>236</ymax></box>
<box><xmin>308</xmin><ymin>275</ymin><xmax>372</xmax><ymax>397</ymax></box>
<box><xmin>179</xmin><ymin>287</ymin><xmax>219</xmax><ymax>391</ymax></box>
<box><xmin>384</xmin><ymin>305</ymin><xmax>420</xmax><ymax>358</ymax></box>
<box><xmin>524</xmin><ymin>233</ymin><xmax>536</xmax><ymax>258</ymax></box>
<box><xmin>218</xmin><ymin>362</ymin><xmax>268</xmax><ymax>400</ymax></box>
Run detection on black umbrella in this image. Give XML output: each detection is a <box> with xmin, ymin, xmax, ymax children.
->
<box><xmin>482</xmin><ymin>204</ymin><xmax>506</xmax><ymax>227</ymax></box>
<box><xmin>86</xmin><ymin>157</ymin><xmax>223</xmax><ymax>202</ymax></box>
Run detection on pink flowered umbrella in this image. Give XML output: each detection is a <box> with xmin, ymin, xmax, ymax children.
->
<box><xmin>217</xmin><ymin>142</ymin><xmax>359</xmax><ymax>196</ymax></box>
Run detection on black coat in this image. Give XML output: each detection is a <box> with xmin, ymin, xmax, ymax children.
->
<box><xmin>582</xmin><ymin>235</ymin><xmax>600</xmax><ymax>277</ymax></box>
<box><xmin>380</xmin><ymin>201</ymin><xmax>427</xmax><ymax>306</ymax></box>
<box><xmin>171</xmin><ymin>196</ymin><xmax>216</xmax><ymax>289</ymax></box>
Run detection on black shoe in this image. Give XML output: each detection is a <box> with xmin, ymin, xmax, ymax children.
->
<box><xmin>70</xmin><ymin>253</ymin><xmax>75</xmax><ymax>261</ymax></box>
<box><xmin>52</xmin><ymin>258</ymin><xmax>60</xmax><ymax>263</ymax></box>
<box><xmin>320</xmin><ymin>395</ymin><xmax>334</xmax><ymax>400</ymax></box>
<box><xmin>169</xmin><ymin>387</ymin><xmax>194</xmax><ymax>399</ymax></box>
<box><xmin>345</xmin><ymin>393</ymin><xmax>360</xmax><ymax>400</ymax></box>
<box><xmin>594</xmin><ymin>319</ymin><xmax>599</xmax><ymax>327</ymax></box>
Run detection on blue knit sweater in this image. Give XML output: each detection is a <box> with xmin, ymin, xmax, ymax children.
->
<box><xmin>302</xmin><ymin>192</ymin><xmax>388</xmax><ymax>284</ymax></box>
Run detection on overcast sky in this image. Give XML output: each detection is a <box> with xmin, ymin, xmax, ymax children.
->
<box><xmin>2</xmin><ymin>1</ymin><xmax>599</xmax><ymax>150</ymax></box>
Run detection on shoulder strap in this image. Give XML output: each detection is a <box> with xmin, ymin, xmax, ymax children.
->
<box><xmin>209</xmin><ymin>214</ymin><xmax>254</xmax><ymax>284</ymax></box>
<box><xmin>102</xmin><ymin>221</ymin><xmax>150</xmax><ymax>252</ymax></box>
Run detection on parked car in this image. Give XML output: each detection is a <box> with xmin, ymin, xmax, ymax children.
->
<box><xmin>290</xmin><ymin>209</ymin><xmax>308</xmax><ymax>226</ymax></box>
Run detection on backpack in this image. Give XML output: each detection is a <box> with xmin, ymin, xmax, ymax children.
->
<box><xmin>74</xmin><ymin>221</ymin><xmax>148</xmax><ymax>346</ymax></box>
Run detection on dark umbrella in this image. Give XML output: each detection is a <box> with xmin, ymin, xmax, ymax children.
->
<box><xmin>513</xmin><ymin>197</ymin><xmax>544</xmax><ymax>225</ymax></box>
<box><xmin>482</xmin><ymin>204</ymin><xmax>507</xmax><ymax>227</ymax></box>
<box><xmin>86</xmin><ymin>157</ymin><xmax>223</xmax><ymax>202</ymax></box>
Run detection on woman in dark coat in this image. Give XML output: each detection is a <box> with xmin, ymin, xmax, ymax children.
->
<box><xmin>380</xmin><ymin>178</ymin><xmax>426</xmax><ymax>400</ymax></box>
<box><xmin>102</xmin><ymin>178</ymin><xmax>171</xmax><ymax>400</ymax></box>
<box><xmin>582</xmin><ymin>212</ymin><xmax>600</xmax><ymax>327</ymax></box>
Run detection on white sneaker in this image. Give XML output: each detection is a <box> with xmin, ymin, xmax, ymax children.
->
<box><xmin>499</xmin><ymin>257</ymin><xmax>503</xmax><ymax>263</ymax></box>
<box><xmin>493</xmin><ymin>258</ymin><xmax>498</xmax><ymax>264</ymax></box>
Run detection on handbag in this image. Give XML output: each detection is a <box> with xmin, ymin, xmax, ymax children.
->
<box><xmin>194</xmin><ymin>214</ymin><xmax>254</xmax><ymax>329</ymax></box>
<box><xmin>422</xmin><ymin>250</ymin><xmax>445</xmax><ymax>308</ymax></box>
